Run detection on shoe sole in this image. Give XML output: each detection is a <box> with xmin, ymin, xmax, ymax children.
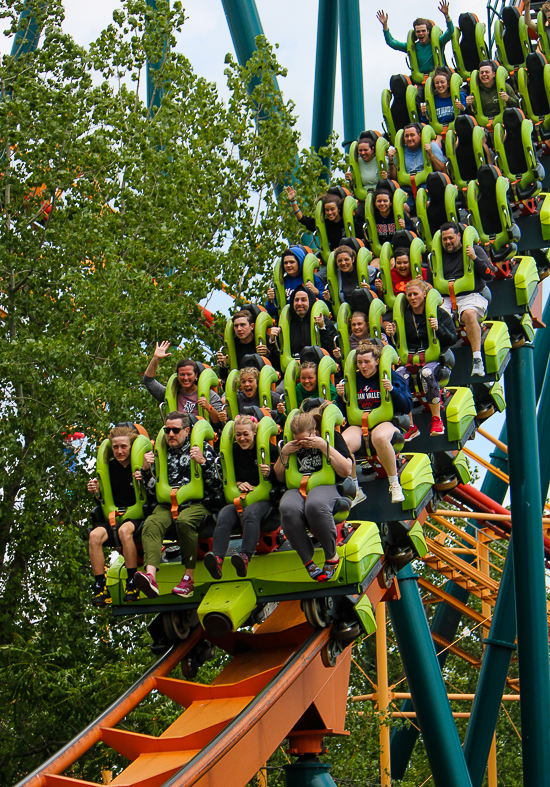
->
<box><xmin>430</xmin><ymin>430</ymin><xmax>445</xmax><ymax>436</ymax></box>
<box><xmin>134</xmin><ymin>573</ymin><xmax>159</xmax><ymax>599</ymax></box>
<box><xmin>123</xmin><ymin>594</ymin><xmax>139</xmax><ymax>603</ymax></box>
<box><xmin>171</xmin><ymin>587</ymin><xmax>194</xmax><ymax>598</ymax></box>
<box><xmin>231</xmin><ymin>554</ymin><xmax>248</xmax><ymax>578</ymax></box>
<box><xmin>404</xmin><ymin>431</ymin><xmax>420</xmax><ymax>442</ymax></box>
<box><xmin>204</xmin><ymin>553</ymin><xmax>223</xmax><ymax>579</ymax></box>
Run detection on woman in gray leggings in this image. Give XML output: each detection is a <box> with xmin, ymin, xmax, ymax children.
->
<box><xmin>274</xmin><ymin>409</ymin><xmax>352</xmax><ymax>582</ymax></box>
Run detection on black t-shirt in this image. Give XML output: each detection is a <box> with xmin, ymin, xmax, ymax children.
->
<box><xmin>295</xmin><ymin>431</ymin><xmax>351</xmax><ymax>484</ymax></box>
<box><xmin>232</xmin><ymin>442</ymin><xmax>279</xmax><ymax>486</ymax></box>
<box><xmin>109</xmin><ymin>460</ymin><xmax>136</xmax><ymax>508</ymax></box>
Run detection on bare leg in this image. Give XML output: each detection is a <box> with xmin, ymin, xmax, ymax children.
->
<box><xmin>89</xmin><ymin>527</ymin><xmax>109</xmax><ymax>575</ymax></box>
<box><xmin>370</xmin><ymin>422</ymin><xmax>399</xmax><ymax>478</ymax></box>
<box><xmin>461</xmin><ymin>308</ymin><xmax>482</xmax><ymax>354</ymax></box>
<box><xmin>118</xmin><ymin>522</ymin><xmax>137</xmax><ymax>570</ymax></box>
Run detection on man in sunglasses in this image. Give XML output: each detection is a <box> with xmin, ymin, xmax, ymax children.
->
<box><xmin>134</xmin><ymin>411</ymin><xmax>222</xmax><ymax>599</ymax></box>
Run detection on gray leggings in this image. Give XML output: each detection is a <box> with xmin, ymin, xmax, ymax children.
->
<box><xmin>212</xmin><ymin>500</ymin><xmax>273</xmax><ymax>558</ymax></box>
<box><xmin>279</xmin><ymin>485</ymin><xmax>342</xmax><ymax>564</ymax></box>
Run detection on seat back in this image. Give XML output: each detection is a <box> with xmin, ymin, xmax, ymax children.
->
<box><xmin>326</xmin><ymin>246</ymin><xmax>373</xmax><ymax>310</ymax></box>
<box><xmin>452</xmin><ymin>13</ymin><xmax>489</xmax><ymax>78</ymax></box>
<box><xmin>394</xmin><ymin>125</ymin><xmax>437</xmax><ymax>191</ymax></box>
<box><xmin>154</xmin><ymin>419</ymin><xmax>215</xmax><ymax>507</ymax></box>
<box><xmin>469</xmin><ymin>66</ymin><xmax>509</xmax><ymax>129</ymax></box>
<box><xmin>96</xmin><ymin>434</ymin><xmax>153</xmax><ymax>525</ymax></box>
<box><xmin>393</xmin><ymin>289</ymin><xmax>444</xmax><ymax>366</ymax></box>
<box><xmin>406</xmin><ymin>24</ymin><xmax>444</xmax><ymax>84</ymax></box>
<box><xmin>382</xmin><ymin>75</ymin><xmax>419</xmax><ymax>142</ymax></box>
<box><xmin>430</xmin><ymin>225</ymin><xmax>479</xmax><ymax>296</ymax></box>
<box><xmin>283</xmin><ymin>403</ymin><xmax>344</xmax><ymax>493</ymax></box>
<box><xmin>520</xmin><ymin>52</ymin><xmax>550</xmax><ymax>118</ymax></box>
<box><xmin>220</xmin><ymin>416</ymin><xmax>278</xmax><ymax>507</ymax></box>
<box><xmin>343</xmin><ymin>344</ymin><xmax>399</xmax><ymax>431</ymax></box>
<box><xmin>495</xmin><ymin>5</ymin><xmax>530</xmax><ymax>71</ymax></box>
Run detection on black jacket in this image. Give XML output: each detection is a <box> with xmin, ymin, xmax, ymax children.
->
<box><xmin>402</xmin><ymin>304</ymin><xmax>457</xmax><ymax>352</ymax></box>
<box><xmin>287</xmin><ymin>286</ymin><xmax>337</xmax><ymax>357</ymax></box>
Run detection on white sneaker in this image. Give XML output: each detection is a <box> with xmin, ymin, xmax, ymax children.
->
<box><xmin>351</xmin><ymin>487</ymin><xmax>367</xmax><ymax>508</ymax></box>
<box><xmin>471</xmin><ymin>357</ymin><xmax>485</xmax><ymax>377</ymax></box>
<box><xmin>389</xmin><ymin>481</ymin><xmax>405</xmax><ymax>504</ymax></box>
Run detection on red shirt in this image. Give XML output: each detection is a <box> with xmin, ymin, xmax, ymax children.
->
<box><xmin>391</xmin><ymin>266</ymin><xmax>428</xmax><ymax>295</ymax></box>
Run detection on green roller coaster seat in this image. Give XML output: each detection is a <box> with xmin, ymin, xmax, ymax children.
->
<box><xmin>343</xmin><ymin>344</ymin><xmax>399</xmax><ymax>431</ymax></box>
<box><xmin>483</xmin><ymin>321</ymin><xmax>513</xmax><ymax>374</ymax></box>
<box><xmin>336</xmin><ymin>302</ymin><xmax>353</xmax><ymax>362</ymax></box>
<box><xmin>364</xmin><ymin>182</ymin><xmax>409</xmax><ymax>258</ymax></box>
<box><xmin>283</xmin><ymin>403</ymin><xmax>345</xmax><ymax>494</ymax></box>
<box><xmin>326</xmin><ymin>246</ymin><xmax>373</xmax><ymax>309</ymax></box>
<box><xmin>517</xmin><ymin>53</ymin><xmax>550</xmax><ymax>138</ymax></box>
<box><xmin>96</xmin><ymin>433</ymin><xmax>153</xmax><ymax>525</ymax></box>
<box><xmin>444</xmin><ymin>386</ymin><xmax>478</xmax><ymax>441</ymax></box>
<box><xmin>392</xmin><ymin>289</ymin><xmax>446</xmax><ymax>366</ymax></box>
<box><xmin>379</xmin><ymin>236</ymin><xmax>425</xmax><ymax>310</ymax></box>
<box><xmin>273</xmin><ymin>245</ymin><xmax>313</xmax><ymax>312</ymax></box>
<box><xmin>537</xmin><ymin>11</ymin><xmax>550</xmax><ymax>64</ymax></box>
<box><xmin>222</xmin><ymin>312</ymin><xmax>273</xmax><ymax>372</ymax></box>
<box><xmin>277</xmin><ymin>300</ymin><xmax>332</xmax><ymax>373</ymax></box>
<box><xmin>224</xmin><ymin>369</ymin><xmax>240</xmax><ymax>421</ymax></box>
<box><xmin>220</xmin><ymin>416</ymin><xmax>279</xmax><ymax>507</ymax></box>
<box><xmin>154</xmin><ymin>419</ymin><xmax>215</xmax><ymax>508</ymax></box>
<box><xmin>493</xmin><ymin>108</ymin><xmax>544</xmax><ymax>201</ymax></box>
<box><xmin>468</xmin><ymin>66</ymin><xmax>509</xmax><ymax>130</ymax></box>
<box><xmin>348</xmin><ymin>133</ymin><xmax>386</xmax><ymax>201</ymax></box>
<box><xmin>513</xmin><ymin>255</ymin><xmax>540</xmax><ymax>307</ymax></box>
<box><xmin>394</xmin><ymin>124</ymin><xmax>437</xmax><ymax>192</ymax></box>
<box><xmin>369</xmin><ymin>298</ymin><xmax>388</xmax><ymax>345</ymax></box>
<box><xmin>399</xmin><ymin>453</ymin><xmax>435</xmax><ymax>510</ymax></box>
<box><xmin>445</xmin><ymin>114</ymin><xmax>487</xmax><ymax>190</ymax></box>
<box><xmin>451</xmin><ymin>12</ymin><xmax>489</xmax><ymax>80</ymax></box>
<box><xmin>163</xmin><ymin>365</ymin><xmax>220</xmax><ymax>424</ymax></box>
<box><xmin>494</xmin><ymin>5</ymin><xmax>531</xmax><ymax>72</ymax></box>
<box><xmin>381</xmin><ymin>74</ymin><xmax>420</xmax><ymax>143</ymax></box>
<box><xmin>453</xmin><ymin>449</ymin><xmax>472</xmax><ymax>484</ymax></box>
<box><xmin>430</xmin><ymin>225</ymin><xmax>479</xmax><ymax>296</ymax></box>
<box><xmin>416</xmin><ymin>172</ymin><xmax>459</xmax><ymax>251</ymax></box>
<box><xmin>424</xmin><ymin>72</ymin><xmax>464</xmax><ymax>137</ymax></box>
<box><xmin>406</xmin><ymin>23</ymin><xmax>445</xmax><ymax>85</ymax></box>
<box><xmin>466</xmin><ymin>165</ymin><xmax>520</xmax><ymax>261</ymax></box>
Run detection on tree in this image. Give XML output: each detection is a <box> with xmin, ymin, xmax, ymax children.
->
<box><xmin>0</xmin><ymin>0</ymin><xmax>339</xmax><ymax>779</ymax></box>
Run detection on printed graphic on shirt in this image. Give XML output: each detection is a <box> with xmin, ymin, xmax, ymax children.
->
<box><xmin>357</xmin><ymin>382</ymin><xmax>381</xmax><ymax>411</ymax></box>
<box><xmin>296</xmin><ymin>449</ymin><xmax>324</xmax><ymax>475</ymax></box>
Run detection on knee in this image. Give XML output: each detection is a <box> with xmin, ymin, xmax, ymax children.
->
<box><xmin>421</xmin><ymin>366</ymin><xmax>433</xmax><ymax>380</ymax></box>
<box><xmin>89</xmin><ymin>528</ymin><xmax>106</xmax><ymax>547</ymax></box>
<box><xmin>118</xmin><ymin>524</ymin><xmax>134</xmax><ymax>543</ymax></box>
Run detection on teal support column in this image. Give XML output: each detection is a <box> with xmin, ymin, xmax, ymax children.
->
<box><xmin>146</xmin><ymin>0</ymin><xmax>167</xmax><ymax>112</ymax></box>
<box><xmin>221</xmin><ymin>0</ymin><xmax>281</xmax><ymax>95</ymax></box>
<box><xmin>284</xmin><ymin>759</ymin><xmax>336</xmax><ymax>786</ymax></box>
<box><xmin>388</xmin><ymin>566</ymin><xmax>473</xmax><ymax>787</ymax></box>
<box><xmin>10</xmin><ymin>2</ymin><xmax>41</xmax><ymax>57</ymax></box>
<box><xmin>311</xmin><ymin>0</ymin><xmax>339</xmax><ymax>155</ymax></box>
<box><xmin>463</xmin><ymin>542</ymin><xmax>517</xmax><ymax>787</ymax></box>
<box><xmin>505</xmin><ymin>344</ymin><xmax>550</xmax><ymax>786</ymax></box>
<box><xmin>338</xmin><ymin>0</ymin><xmax>365</xmax><ymax>148</ymax></box>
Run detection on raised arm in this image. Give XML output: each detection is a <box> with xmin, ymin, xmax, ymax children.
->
<box><xmin>144</xmin><ymin>341</ymin><xmax>172</xmax><ymax>378</ymax></box>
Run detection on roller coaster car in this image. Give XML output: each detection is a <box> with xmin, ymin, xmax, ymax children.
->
<box><xmin>406</xmin><ymin>23</ymin><xmax>445</xmax><ymax>86</ymax></box>
<box><xmin>468</xmin><ymin>65</ymin><xmax>510</xmax><ymax>130</ymax></box>
<box><xmin>424</xmin><ymin>72</ymin><xmax>464</xmax><ymax>138</ymax></box>
<box><xmin>90</xmin><ymin>431</ymin><xmax>154</xmax><ymax>549</ymax></box>
<box><xmin>381</xmin><ymin>74</ymin><xmax>420</xmax><ymax>143</ymax></box>
<box><xmin>391</xmin><ymin>290</ymin><xmax>477</xmax><ymax>451</ymax></box>
<box><xmin>283</xmin><ymin>348</ymin><xmax>337</xmax><ymax>411</ymax></box>
<box><xmin>467</xmin><ymin>165</ymin><xmax>521</xmax><ymax>261</ymax></box>
<box><xmin>494</xmin><ymin>108</ymin><xmax>545</xmax><ymax>201</ymax></box>
<box><xmin>486</xmin><ymin>254</ymin><xmax>540</xmax><ymax>321</ymax></box>
<box><xmin>393</xmin><ymin>124</ymin><xmax>438</xmax><ymax>194</ymax></box>
<box><xmin>378</xmin><ymin>234</ymin><xmax>426</xmax><ymax>311</ymax></box>
<box><xmin>494</xmin><ymin>5</ymin><xmax>531</xmax><ymax>73</ymax></box>
<box><xmin>277</xmin><ymin>298</ymin><xmax>332</xmax><ymax>373</ymax></box>
<box><xmin>348</xmin><ymin>133</ymin><xmax>390</xmax><ymax>200</ymax></box>
<box><xmin>451</xmin><ymin>12</ymin><xmax>490</xmax><ymax>80</ymax></box>
<box><xmin>273</xmin><ymin>247</ymin><xmax>319</xmax><ymax>313</ymax></box>
<box><xmin>335</xmin><ymin>296</ymin><xmax>384</xmax><ymax>362</ymax></box>
<box><xmin>537</xmin><ymin>10</ymin><xmax>550</xmax><ymax>65</ymax></box>
<box><xmin>517</xmin><ymin>53</ymin><xmax>550</xmax><ymax>141</ymax></box>
<box><xmin>224</xmin><ymin>359</ymin><xmax>279</xmax><ymax>420</ymax></box>
<box><xmin>431</xmin><ymin>448</ymin><xmax>472</xmax><ymax>492</ymax></box>
<box><xmin>364</xmin><ymin>180</ymin><xmax>410</xmax><ymax>258</ymax></box>
<box><xmin>416</xmin><ymin>172</ymin><xmax>460</xmax><ymax>251</ymax></box>
<box><xmin>223</xmin><ymin>309</ymin><xmax>274</xmax><ymax>371</ymax></box>
<box><xmin>325</xmin><ymin>245</ymin><xmax>374</xmax><ymax>309</ymax></box>
<box><xmin>315</xmin><ymin>189</ymin><xmax>358</xmax><ymax>263</ymax></box>
<box><xmin>445</xmin><ymin>114</ymin><xmax>487</xmax><ymax>191</ymax></box>
<box><xmin>429</xmin><ymin>227</ymin><xmax>513</xmax><ymax>386</ymax></box>
<box><xmin>342</xmin><ymin>345</ymin><xmax>434</xmax><ymax>523</ymax></box>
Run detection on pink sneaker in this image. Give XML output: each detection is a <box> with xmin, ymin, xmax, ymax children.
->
<box><xmin>134</xmin><ymin>571</ymin><xmax>159</xmax><ymax>599</ymax></box>
<box><xmin>172</xmin><ymin>574</ymin><xmax>194</xmax><ymax>598</ymax></box>
<box><xmin>404</xmin><ymin>424</ymin><xmax>420</xmax><ymax>442</ymax></box>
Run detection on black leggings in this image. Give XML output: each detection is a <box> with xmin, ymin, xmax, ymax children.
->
<box><xmin>212</xmin><ymin>500</ymin><xmax>272</xmax><ymax>557</ymax></box>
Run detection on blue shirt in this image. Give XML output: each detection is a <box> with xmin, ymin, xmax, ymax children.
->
<box><xmin>404</xmin><ymin>142</ymin><xmax>446</xmax><ymax>174</ymax></box>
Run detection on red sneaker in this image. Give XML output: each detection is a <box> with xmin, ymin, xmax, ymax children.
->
<box><xmin>172</xmin><ymin>574</ymin><xmax>194</xmax><ymax>598</ymax></box>
<box><xmin>430</xmin><ymin>416</ymin><xmax>445</xmax><ymax>436</ymax></box>
<box><xmin>134</xmin><ymin>571</ymin><xmax>159</xmax><ymax>599</ymax></box>
<box><xmin>231</xmin><ymin>552</ymin><xmax>250</xmax><ymax>578</ymax></box>
<box><xmin>204</xmin><ymin>552</ymin><xmax>223</xmax><ymax>580</ymax></box>
<box><xmin>404</xmin><ymin>424</ymin><xmax>420</xmax><ymax>442</ymax></box>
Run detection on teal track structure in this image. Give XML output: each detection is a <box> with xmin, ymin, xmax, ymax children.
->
<box><xmin>14</xmin><ymin>2</ymin><xmax>550</xmax><ymax>786</ymax></box>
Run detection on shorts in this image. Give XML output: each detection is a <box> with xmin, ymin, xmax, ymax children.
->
<box><xmin>440</xmin><ymin>292</ymin><xmax>488</xmax><ymax>320</ymax></box>
<box><xmin>90</xmin><ymin>518</ymin><xmax>142</xmax><ymax>548</ymax></box>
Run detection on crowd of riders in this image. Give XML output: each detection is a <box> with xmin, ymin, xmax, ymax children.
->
<box><xmin>88</xmin><ymin>0</ymin><xmax>542</xmax><ymax>608</ymax></box>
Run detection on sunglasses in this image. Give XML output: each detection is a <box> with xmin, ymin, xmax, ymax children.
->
<box><xmin>164</xmin><ymin>426</ymin><xmax>183</xmax><ymax>434</ymax></box>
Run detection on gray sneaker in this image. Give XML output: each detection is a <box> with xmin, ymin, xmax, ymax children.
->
<box><xmin>471</xmin><ymin>357</ymin><xmax>485</xmax><ymax>377</ymax></box>
<box><xmin>351</xmin><ymin>487</ymin><xmax>367</xmax><ymax>508</ymax></box>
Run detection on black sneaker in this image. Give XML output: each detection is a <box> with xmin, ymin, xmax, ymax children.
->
<box><xmin>231</xmin><ymin>552</ymin><xmax>250</xmax><ymax>578</ymax></box>
<box><xmin>204</xmin><ymin>552</ymin><xmax>223</xmax><ymax>580</ymax></box>
<box><xmin>92</xmin><ymin>584</ymin><xmax>111</xmax><ymax>608</ymax></box>
<box><xmin>123</xmin><ymin>580</ymin><xmax>139</xmax><ymax>603</ymax></box>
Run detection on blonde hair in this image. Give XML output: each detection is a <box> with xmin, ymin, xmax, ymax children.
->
<box><xmin>289</xmin><ymin>411</ymin><xmax>316</xmax><ymax>437</ymax></box>
<box><xmin>239</xmin><ymin>367</ymin><xmax>259</xmax><ymax>383</ymax></box>
<box><xmin>356</xmin><ymin>342</ymin><xmax>382</xmax><ymax>361</ymax></box>
<box><xmin>234</xmin><ymin>414</ymin><xmax>258</xmax><ymax>434</ymax></box>
<box><xmin>405</xmin><ymin>278</ymin><xmax>429</xmax><ymax>296</ymax></box>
